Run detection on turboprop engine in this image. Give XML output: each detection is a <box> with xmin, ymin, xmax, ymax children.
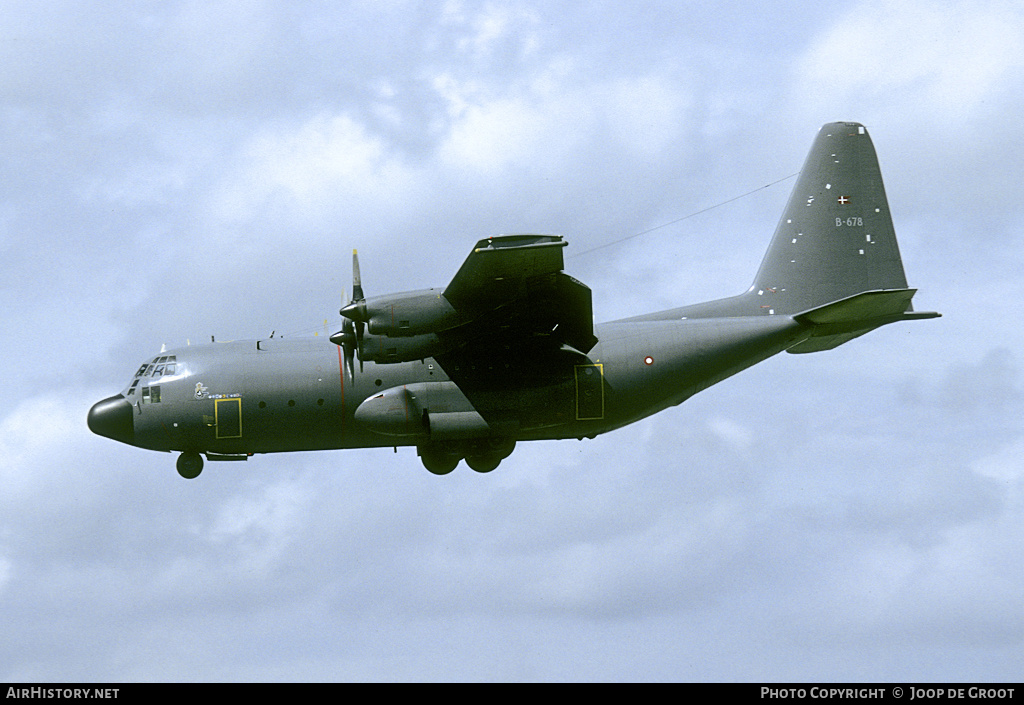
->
<box><xmin>342</xmin><ymin>289</ymin><xmax>461</xmax><ymax>337</ymax></box>
<box><xmin>330</xmin><ymin>252</ymin><xmax>465</xmax><ymax>378</ymax></box>
<box><xmin>354</xmin><ymin>331</ymin><xmax>449</xmax><ymax>364</ymax></box>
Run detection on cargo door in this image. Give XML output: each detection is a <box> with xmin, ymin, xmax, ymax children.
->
<box><xmin>574</xmin><ymin>364</ymin><xmax>604</xmax><ymax>420</ymax></box>
<box><xmin>215</xmin><ymin>398</ymin><xmax>243</xmax><ymax>439</ymax></box>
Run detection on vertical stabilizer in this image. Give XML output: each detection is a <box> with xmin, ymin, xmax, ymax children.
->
<box><xmin>624</xmin><ymin>122</ymin><xmax>937</xmax><ymax>333</ymax></box>
<box><xmin>752</xmin><ymin>122</ymin><xmax>909</xmax><ymax>315</ymax></box>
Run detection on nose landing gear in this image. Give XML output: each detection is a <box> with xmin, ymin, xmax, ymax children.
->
<box><xmin>176</xmin><ymin>451</ymin><xmax>204</xmax><ymax>479</ymax></box>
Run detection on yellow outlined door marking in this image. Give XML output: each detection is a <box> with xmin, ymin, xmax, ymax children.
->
<box><xmin>215</xmin><ymin>398</ymin><xmax>242</xmax><ymax>439</ymax></box>
<box><xmin>575</xmin><ymin>364</ymin><xmax>604</xmax><ymax>420</ymax></box>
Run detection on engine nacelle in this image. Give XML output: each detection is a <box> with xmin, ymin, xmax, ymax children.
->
<box><xmin>357</xmin><ymin>332</ymin><xmax>445</xmax><ymax>364</ymax></box>
<box><xmin>359</xmin><ymin>290</ymin><xmax>460</xmax><ymax>337</ymax></box>
<box><xmin>354</xmin><ymin>386</ymin><xmax>427</xmax><ymax>438</ymax></box>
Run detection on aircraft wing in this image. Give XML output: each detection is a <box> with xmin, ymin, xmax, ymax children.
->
<box><xmin>441</xmin><ymin>234</ymin><xmax>598</xmax><ymax>355</ymax></box>
<box><xmin>428</xmin><ymin>235</ymin><xmax>598</xmax><ymax>433</ymax></box>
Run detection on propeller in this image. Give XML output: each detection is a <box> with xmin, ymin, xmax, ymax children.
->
<box><xmin>330</xmin><ymin>250</ymin><xmax>367</xmax><ymax>382</ymax></box>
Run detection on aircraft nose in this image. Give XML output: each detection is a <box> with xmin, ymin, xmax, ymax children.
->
<box><xmin>87</xmin><ymin>394</ymin><xmax>134</xmax><ymax>445</ymax></box>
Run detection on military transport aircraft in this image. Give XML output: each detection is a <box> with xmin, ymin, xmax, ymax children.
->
<box><xmin>88</xmin><ymin>122</ymin><xmax>939</xmax><ymax>478</ymax></box>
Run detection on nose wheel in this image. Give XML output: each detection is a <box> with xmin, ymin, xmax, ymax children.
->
<box><xmin>176</xmin><ymin>451</ymin><xmax>204</xmax><ymax>479</ymax></box>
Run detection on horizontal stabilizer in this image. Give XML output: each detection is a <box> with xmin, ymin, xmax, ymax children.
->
<box><xmin>795</xmin><ymin>288</ymin><xmax>916</xmax><ymax>324</ymax></box>
<box><xmin>789</xmin><ymin>289</ymin><xmax>940</xmax><ymax>353</ymax></box>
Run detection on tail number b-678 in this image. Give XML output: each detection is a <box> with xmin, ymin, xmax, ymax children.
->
<box><xmin>836</xmin><ymin>217</ymin><xmax>863</xmax><ymax>227</ymax></box>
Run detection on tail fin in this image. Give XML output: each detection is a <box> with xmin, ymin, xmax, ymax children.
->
<box><xmin>753</xmin><ymin>122</ymin><xmax>909</xmax><ymax>315</ymax></box>
<box><xmin>651</xmin><ymin>122</ymin><xmax>939</xmax><ymax>344</ymax></box>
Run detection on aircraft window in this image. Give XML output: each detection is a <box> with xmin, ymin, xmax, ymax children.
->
<box><xmin>151</xmin><ymin>386</ymin><xmax>161</xmax><ymax>403</ymax></box>
<box><xmin>141</xmin><ymin>387</ymin><xmax>150</xmax><ymax>401</ymax></box>
<box><xmin>127</xmin><ymin>379</ymin><xmax>139</xmax><ymax>396</ymax></box>
<box><xmin>135</xmin><ymin>356</ymin><xmax>176</xmax><ymax>379</ymax></box>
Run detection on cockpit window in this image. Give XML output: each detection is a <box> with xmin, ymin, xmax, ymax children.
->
<box><xmin>134</xmin><ymin>355</ymin><xmax>178</xmax><ymax>379</ymax></box>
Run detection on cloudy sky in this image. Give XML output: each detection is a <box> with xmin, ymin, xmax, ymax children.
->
<box><xmin>2</xmin><ymin>0</ymin><xmax>1023</xmax><ymax>682</ymax></box>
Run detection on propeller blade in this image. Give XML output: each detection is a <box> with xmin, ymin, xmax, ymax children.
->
<box><xmin>340</xmin><ymin>249</ymin><xmax>368</xmax><ymax>321</ymax></box>
<box><xmin>344</xmin><ymin>343</ymin><xmax>355</xmax><ymax>383</ymax></box>
<box><xmin>334</xmin><ymin>248</ymin><xmax>367</xmax><ymax>380</ymax></box>
<box><xmin>351</xmin><ymin>249</ymin><xmax>364</xmax><ymax>303</ymax></box>
<box><xmin>329</xmin><ymin>319</ymin><xmax>358</xmax><ymax>382</ymax></box>
<box><xmin>357</xmin><ymin>319</ymin><xmax>364</xmax><ymax>374</ymax></box>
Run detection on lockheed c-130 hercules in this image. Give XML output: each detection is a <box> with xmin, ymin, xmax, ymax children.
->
<box><xmin>88</xmin><ymin>122</ymin><xmax>939</xmax><ymax>478</ymax></box>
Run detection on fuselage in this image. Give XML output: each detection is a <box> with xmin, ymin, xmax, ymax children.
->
<box><xmin>88</xmin><ymin>312</ymin><xmax>810</xmax><ymax>458</ymax></box>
